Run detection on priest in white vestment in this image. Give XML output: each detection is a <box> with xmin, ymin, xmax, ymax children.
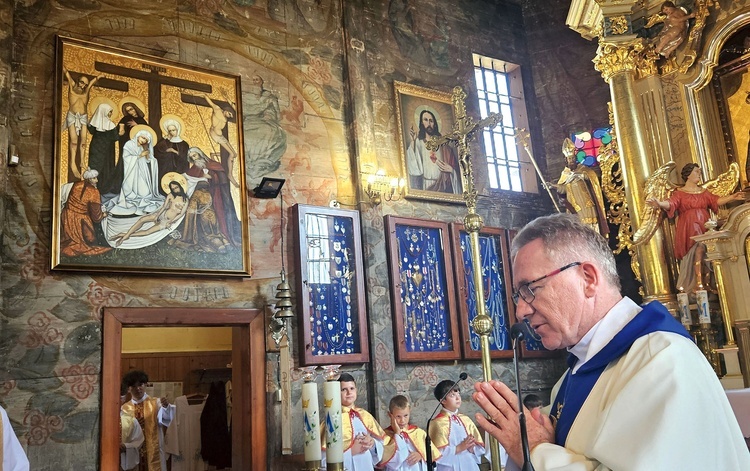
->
<box><xmin>473</xmin><ymin>213</ymin><xmax>750</xmax><ymax>471</ymax></box>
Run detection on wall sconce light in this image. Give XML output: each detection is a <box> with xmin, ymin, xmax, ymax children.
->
<box><xmin>364</xmin><ymin>169</ymin><xmax>405</xmax><ymax>205</ymax></box>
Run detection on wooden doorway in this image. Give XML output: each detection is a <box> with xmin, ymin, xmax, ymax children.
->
<box><xmin>101</xmin><ymin>307</ymin><xmax>266</xmax><ymax>470</ymax></box>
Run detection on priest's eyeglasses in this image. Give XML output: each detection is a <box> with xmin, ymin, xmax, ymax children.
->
<box><xmin>511</xmin><ymin>262</ymin><xmax>582</xmax><ymax>305</ymax></box>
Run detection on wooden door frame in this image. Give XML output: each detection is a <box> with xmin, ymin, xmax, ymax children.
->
<box><xmin>101</xmin><ymin>307</ymin><xmax>266</xmax><ymax>470</ymax></box>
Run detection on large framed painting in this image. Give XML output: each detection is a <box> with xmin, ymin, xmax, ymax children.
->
<box><xmin>385</xmin><ymin>216</ymin><xmax>461</xmax><ymax>362</ymax></box>
<box><xmin>52</xmin><ymin>37</ymin><xmax>250</xmax><ymax>276</ymax></box>
<box><xmin>292</xmin><ymin>204</ymin><xmax>370</xmax><ymax>366</ymax></box>
<box><xmin>449</xmin><ymin>224</ymin><xmax>514</xmax><ymax>360</ymax></box>
<box><xmin>713</xmin><ymin>50</ymin><xmax>750</xmax><ymax>187</ymax></box>
<box><xmin>394</xmin><ymin>81</ymin><xmax>463</xmax><ymax>203</ymax></box>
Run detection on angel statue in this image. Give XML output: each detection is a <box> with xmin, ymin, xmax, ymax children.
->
<box><xmin>637</xmin><ymin>162</ymin><xmax>746</xmax><ymax>292</ymax></box>
<box><xmin>546</xmin><ymin>138</ymin><xmax>609</xmax><ymax>236</ymax></box>
<box><xmin>645</xmin><ymin>1</ymin><xmax>696</xmax><ymax>58</ymax></box>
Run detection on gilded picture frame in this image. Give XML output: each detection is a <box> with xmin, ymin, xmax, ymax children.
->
<box><xmin>52</xmin><ymin>36</ymin><xmax>251</xmax><ymax>276</ymax></box>
<box><xmin>713</xmin><ymin>52</ymin><xmax>750</xmax><ymax>187</ymax></box>
<box><xmin>394</xmin><ymin>81</ymin><xmax>463</xmax><ymax>203</ymax></box>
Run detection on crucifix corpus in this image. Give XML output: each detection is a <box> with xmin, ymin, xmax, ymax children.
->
<box><xmin>424</xmin><ymin>85</ymin><xmax>503</xmax><ymax>471</ymax></box>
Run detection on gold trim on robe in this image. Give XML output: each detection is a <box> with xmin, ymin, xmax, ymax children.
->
<box><xmin>427</xmin><ymin>411</ymin><xmax>483</xmax><ymax>451</ymax></box>
<box><xmin>557</xmin><ymin>165</ymin><xmax>609</xmax><ymax>236</ymax></box>
<box><xmin>122</xmin><ymin>398</ymin><xmax>161</xmax><ymax>471</ymax></box>
<box><xmin>321</xmin><ymin>406</ymin><xmax>387</xmax><ymax>452</ymax></box>
<box><xmin>381</xmin><ymin>424</ymin><xmax>441</xmax><ymax>465</ymax></box>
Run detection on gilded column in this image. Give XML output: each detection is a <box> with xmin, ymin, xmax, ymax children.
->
<box><xmin>593</xmin><ymin>40</ymin><xmax>674</xmax><ymax>305</ymax></box>
<box><xmin>711</xmin><ymin>259</ymin><xmax>735</xmax><ymax>346</ymax></box>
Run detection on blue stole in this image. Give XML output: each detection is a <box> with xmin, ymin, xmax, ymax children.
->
<box><xmin>550</xmin><ymin>301</ymin><xmax>692</xmax><ymax>446</ymax></box>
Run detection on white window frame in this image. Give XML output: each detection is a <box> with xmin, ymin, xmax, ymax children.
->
<box><xmin>472</xmin><ymin>53</ymin><xmax>538</xmax><ymax>194</ymax></box>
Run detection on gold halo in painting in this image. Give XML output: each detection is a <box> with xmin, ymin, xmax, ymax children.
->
<box><xmin>159</xmin><ymin>114</ymin><xmax>187</xmax><ymax>138</ymax></box>
<box><xmin>129</xmin><ymin>124</ymin><xmax>157</xmax><ymax>144</ymax></box>
<box><xmin>413</xmin><ymin>105</ymin><xmax>443</xmax><ymax>134</ymax></box>
<box><xmin>118</xmin><ymin>96</ymin><xmax>148</xmax><ymax>121</ymax></box>
<box><xmin>161</xmin><ymin>172</ymin><xmax>188</xmax><ymax>195</ymax></box>
<box><xmin>89</xmin><ymin>97</ymin><xmax>118</xmax><ymax>122</ymax></box>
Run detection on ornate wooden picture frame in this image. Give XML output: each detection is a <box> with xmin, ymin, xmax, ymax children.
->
<box><xmin>394</xmin><ymin>81</ymin><xmax>463</xmax><ymax>203</ymax></box>
<box><xmin>449</xmin><ymin>223</ymin><xmax>515</xmax><ymax>360</ymax></box>
<box><xmin>292</xmin><ymin>204</ymin><xmax>370</xmax><ymax>366</ymax></box>
<box><xmin>52</xmin><ymin>36</ymin><xmax>250</xmax><ymax>276</ymax></box>
<box><xmin>385</xmin><ymin>215</ymin><xmax>461</xmax><ymax>362</ymax></box>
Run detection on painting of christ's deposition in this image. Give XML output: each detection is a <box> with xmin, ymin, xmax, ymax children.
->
<box><xmin>53</xmin><ymin>37</ymin><xmax>250</xmax><ymax>276</ymax></box>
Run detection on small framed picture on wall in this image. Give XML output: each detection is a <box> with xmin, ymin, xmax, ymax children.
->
<box><xmin>394</xmin><ymin>81</ymin><xmax>463</xmax><ymax>203</ymax></box>
<box><xmin>449</xmin><ymin>223</ymin><xmax>515</xmax><ymax>360</ymax></box>
<box><xmin>293</xmin><ymin>204</ymin><xmax>370</xmax><ymax>366</ymax></box>
<box><xmin>385</xmin><ymin>215</ymin><xmax>461</xmax><ymax>362</ymax></box>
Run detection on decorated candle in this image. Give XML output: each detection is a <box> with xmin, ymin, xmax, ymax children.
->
<box><xmin>323</xmin><ymin>380</ymin><xmax>343</xmax><ymax>466</ymax></box>
<box><xmin>677</xmin><ymin>292</ymin><xmax>692</xmax><ymax>327</ymax></box>
<box><xmin>696</xmin><ymin>290</ymin><xmax>710</xmax><ymax>324</ymax></box>
<box><xmin>302</xmin><ymin>381</ymin><xmax>322</xmax><ymax>462</ymax></box>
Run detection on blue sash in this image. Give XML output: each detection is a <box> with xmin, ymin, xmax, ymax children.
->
<box><xmin>550</xmin><ymin>301</ymin><xmax>692</xmax><ymax>446</ymax></box>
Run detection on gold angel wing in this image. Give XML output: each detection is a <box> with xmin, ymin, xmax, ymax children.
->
<box><xmin>701</xmin><ymin>162</ymin><xmax>739</xmax><ymax>197</ymax></box>
<box><xmin>632</xmin><ymin>161</ymin><xmax>678</xmax><ymax>246</ymax></box>
<box><xmin>645</xmin><ymin>12</ymin><xmax>666</xmax><ymax>28</ymax></box>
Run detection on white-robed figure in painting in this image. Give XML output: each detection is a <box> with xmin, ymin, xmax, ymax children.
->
<box><xmin>102</xmin><ymin>172</ymin><xmax>205</xmax><ymax>250</ymax></box>
<box><xmin>106</xmin><ymin>128</ymin><xmax>164</xmax><ymax>216</ymax></box>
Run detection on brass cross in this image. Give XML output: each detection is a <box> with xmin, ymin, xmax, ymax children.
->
<box><xmin>425</xmin><ymin>86</ymin><xmax>502</xmax><ymax>213</ymax></box>
<box><xmin>425</xmin><ymin>85</ymin><xmax>503</xmax><ymax>471</ymax></box>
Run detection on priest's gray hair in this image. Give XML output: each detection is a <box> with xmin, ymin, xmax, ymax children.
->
<box><xmin>510</xmin><ymin>213</ymin><xmax>620</xmax><ymax>291</ymax></box>
<box><xmin>82</xmin><ymin>167</ymin><xmax>99</xmax><ymax>180</ymax></box>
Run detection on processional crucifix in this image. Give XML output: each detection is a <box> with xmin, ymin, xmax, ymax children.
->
<box><xmin>425</xmin><ymin>86</ymin><xmax>504</xmax><ymax>471</ymax></box>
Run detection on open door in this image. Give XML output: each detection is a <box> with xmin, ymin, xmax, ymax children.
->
<box><xmin>101</xmin><ymin>307</ymin><xmax>266</xmax><ymax>470</ymax></box>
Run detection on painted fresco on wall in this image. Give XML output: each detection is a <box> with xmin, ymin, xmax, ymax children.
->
<box><xmin>52</xmin><ymin>36</ymin><xmax>251</xmax><ymax>276</ymax></box>
<box><xmin>394</xmin><ymin>81</ymin><xmax>463</xmax><ymax>203</ymax></box>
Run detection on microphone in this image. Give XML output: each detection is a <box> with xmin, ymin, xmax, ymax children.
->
<box><xmin>426</xmin><ymin>372</ymin><xmax>467</xmax><ymax>471</ymax></box>
<box><xmin>510</xmin><ymin>322</ymin><xmax>530</xmax><ymax>341</ymax></box>
<box><xmin>510</xmin><ymin>323</ymin><xmax>536</xmax><ymax>471</ymax></box>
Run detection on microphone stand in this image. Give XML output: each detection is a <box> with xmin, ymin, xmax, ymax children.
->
<box><xmin>512</xmin><ymin>327</ymin><xmax>536</xmax><ymax>471</ymax></box>
<box><xmin>426</xmin><ymin>373</ymin><xmax>466</xmax><ymax>471</ymax></box>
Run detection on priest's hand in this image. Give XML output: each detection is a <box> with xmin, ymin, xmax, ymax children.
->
<box><xmin>473</xmin><ymin>380</ymin><xmax>554</xmax><ymax>465</ymax></box>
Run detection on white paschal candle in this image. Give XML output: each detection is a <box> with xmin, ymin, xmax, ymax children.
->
<box><xmin>696</xmin><ymin>290</ymin><xmax>710</xmax><ymax>324</ymax></box>
<box><xmin>323</xmin><ymin>380</ymin><xmax>343</xmax><ymax>465</ymax></box>
<box><xmin>302</xmin><ymin>381</ymin><xmax>322</xmax><ymax>462</ymax></box>
<box><xmin>677</xmin><ymin>292</ymin><xmax>692</xmax><ymax>327</ymax></box>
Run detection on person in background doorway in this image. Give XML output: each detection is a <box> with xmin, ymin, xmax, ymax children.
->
<box><xmin>121</xmin><ymin>370</ymin><xmax>175</xmax><ymax>471</ymax></box>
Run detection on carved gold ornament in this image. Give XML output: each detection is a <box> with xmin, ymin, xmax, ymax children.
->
<box><xmin>593</xmin><ymin>40</ymin><xmax>646</xmax><ymax>82</ymax></box>
<box><xmin>609</xmin><ymin>16</ymin><xmax>628</xmax><ymax>35</ymax></box>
